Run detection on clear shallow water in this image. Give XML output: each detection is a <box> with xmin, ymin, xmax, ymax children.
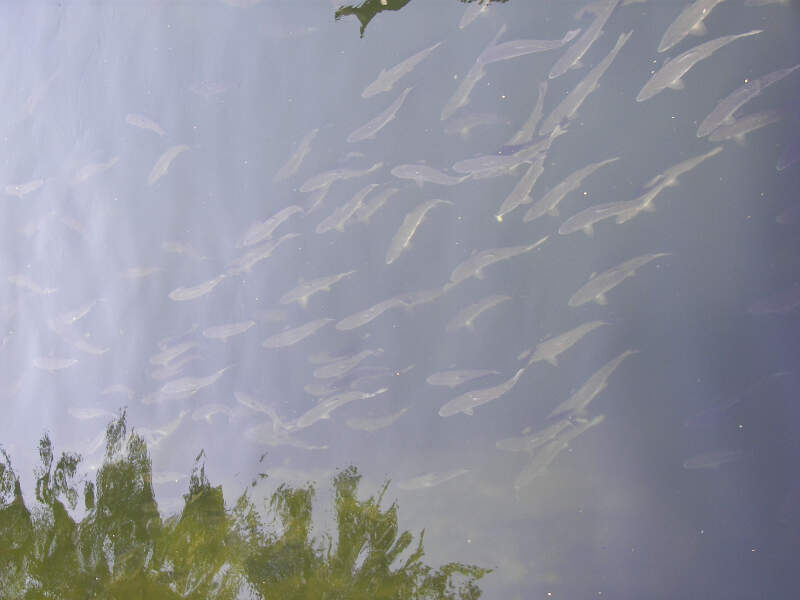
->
<box><xmin>1</xmin><ymin>1</ymin><xmax>799</xmax><ymax>598</ymax></box>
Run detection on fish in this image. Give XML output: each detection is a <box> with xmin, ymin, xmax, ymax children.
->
<box><xmin>202</xmin><ymin>320</ymin><xmax>255</xmax><ymax>341</ymax></box>
<box><xmin>47</xmin><ymin>300</ymin><xmax>100</xmax><ymax>333</ymax></box>
<box><xmin>547</xmin><ymin>350</ymin><xmax>638</xmax><ymax>419</ymax></box>
<box><xmin>303</xmin><ymin>366</ymin><xmax>397</xmax><ymax>397</ymax></box>
<box><xmin>496</xmin><ymin>419</ymin><xmax>574</xmax><ymax>453</ymax></box>
<box><xmin>274</xmin><ymin>128</ymin><xmax>319</xmax><ymax>181</ymax></box>
<box><xmin>191</xmin><ymin>403</ymin><xmax>235</xmax><ymax>424</ymax></box>
<box><xmin>149</xmin><ymin>341</ymin><xmax>197</xmax><ymax>367</ymax></box>
<box><xmin>316</xmin><ymin>184</ymin><xmax>379</xmax><ymax>234</ymax></box>
<box><xmin>386</xmin><ymin>199</ymin><xmax>453</xmax><ymax>264</ymax></box>
<box><xmin>168</xmin><ymin>273</ymin><xmax>227</xmax><ymax>301</ymax></box>
<box><xmin>495</xmin><ymin>154</ymin><xmax>547</xmax><ymax>222</ymax></box>
<box><xmin>439</xmin><ymin>368</ymin><xmax>525</xmax><ymax>417</ymax></box>
<box><xmin>136</xmin><ymin>410</ymin><xmax>189</xmax><ymax>446</ymax></box>
<box><xmin>234</xmin><ymin>391</ymin><xmax>296</xmax><ymax>434</ymax></box>
<box><xmin>446</xmin><ymin>294</ymin><xmax>511</xmax><ymax>332</ymax></box>
<box><xmin>5</xmin><ymin>179</ymin><xmax>45</xmax><ymax>198</ymax></box>
<box><xmin>299</xmin><ymin>161</ymin><xmax>383</xmax><ymax>193</ymax></box>
<box><xmin>152</xmin><ymin>471</ymin><xmax>189</xmax><ymax>485</ymax></box>
<box><xmin>226</xmin><ymin>232</ymin><xmax>300</xmax><ymax>275</ymax></box>
<box><xmin>236</xmin><ymin>205</ymin><xmax>304</xmax><ymax>248</ymax></box>
<box><xmin>636</xmin><ymin>30</ymin><xmax>763</xmax><ymax>102</ymax></box>
<box><xmin>121</xmin><ymin>266</ymin><xmax>162</xmax><ymax>280</ymax></box>
<box><xmin>707</xmin><ymin>109</ymin><xmax>781</xmax><ymax>143</ymax></box>
<box><xmin>161</xmin><ymin>241</ymin><xmax>208</xmax><ymax>261</ymax></box>
<box><xmin>696</xmin><ymin>64</ymin><xmax>799</xmax><ymax>137</ymax></box>
<box><xmin>539</xmin><ymin>31</ymin><xmax>632</xmax><ymax>135</ymax></box>
<box><xmin>523</xmin><ymin>157</ymin><xmax>619</xmax><ymax>223</ymax></box>
<box><xmin>477</xmin><ymin>28</ymin><xmax>581</xmax><ymax>65</ymax></box>
<box><xmin>505</xmin><ymin>81</ymin><xmax>548</xmax><ymax>146</ymax></box>
<box><xmin>294</xmin><ymin>387</ymin><xmax>388</xmax><ymax>429</ymax></box>
<box><xmin>335</xmin><ymin>297</ymin><xmax>406</xmax><ymax>331</ymax></box>
<box><xmin>262</xmin><ymin>318</ymin><xmax>334</xmax><ymax>348</ymax></box>
<box><xmin>312</xmin><ymin>349</ymin><xmax>384</xmax><ymax>379</ymax></box>
<box><xmin>149</xmin><ymin>353</ymin><xmax>201</xmax><ymax>381</ymax></box>
<box><xmin>72</xmin><ymin>156</ymin><xmax>120</xmax><ymax>185</ymax></box>
<box><xmin>449</xmin><ymin>237</ymin><xmax>548</xmax><ymax>285</ymax></box>
<box><xmin>8</xmin><ymin>274</ymin><xmax>56</xmax><ymax>295</ymax></box>
<box><xmin>426</xmin><ymin>369</ymin><xmax>501</xmax><ymax>388</ymax></box>
<box><xmin>390</xmin><ymin>164</ymin><xmax>468</xmax><ymax>186</ymax></box>
<box><xmin>355</xmin><ymin>186</ymin><xmax>399</xmax><ymax>223</ymax></box>
<box><xmin>459</xmin><ymin>1</ymin><xmax>491</xmax><ymax>29</ymax></box>
<box><xmin>643</xmin><ymin>145</ymin><xmax>724</xmax><ymax>188</ymax></box>
<box><xmin>683</xmin><ymin>449</ymin><xmax>743</xmax><ymax>469</ymax></box>
<box><xmin>156</xmin><ymin>366</ymin><xmax>231</xmax><ymax>400</ymax></box>
<box><xmin>68</xmin><ymin>337</ymin><xmax>110</xmax><ymax>356</ymax></box>
<box><xmin>68</xmin><ymin>407</ymin><xmax>116</xmax><ymax>420</ymax></box>
<box><xmin>452</xmin><ymin>130</ymin><xmax>566</xmax><ymax>179</ymax></box>
<box><xmin>658</xmin><ymin>0</ymin><xmax>730</xmax><ymax>53</ymax></box>
<box><xmin>362</xmin><ymin>42</ymin><xmax>441</xmax><ymax>98</ymax></box>
<box><xmin>347</xmin><ymin>87</ymin><xmax>413</xmax><ymax>143</ymax></box>
<box><xmin>549</xmin><ymin>0</ymin><xmax>620</xmax><ymax>79</ymax></box>
<box><xmin>253</xmin><ymin>309</ymin><xmax>288</xmax><ymax>323</ymax></box>
<box><xmin>147</xmin><ymin>144</ymin><xmax>190</xmax><ymax>185</ymax></box>
<box><xmin>101</xmin><ymin>384</ymin><xmax>135</xmax><ymax>400</ymax></box>
<box><xmin>346</xmin><ymin>407</ymin><xmax>409</xmax><ymax>432</ymax></box>
<box><xmin>397</xmin><ymin>468</ymin><xmax>469</xmax><ymax>490</ymax></box>
<box><xmin>33</xmin><ymin>357</ymin><xmax>79</xmax><ymax>372</ymax></box>
<box><xmin>444</xmin><ymin>112</ymin><xmax>508</xmax><ymax>139</ymax></box>
<box><xmin>524</xmin><ymin>320</ymin><xmax>607</xmax><ymax>366</ymax></box>
<box><xmin>748</xmin><ymin>283</ymin><xmax>800</xmax><ymax>315</ymax></box>
<box><xmin>280</xmin><ymin>270</ymin><xmax>356</xmax><ymax>307</ymax></box>
<box><xmin>125</xmin><ymin>113</ymin><xmax>165</xmax><ymax>136</ymax></box>
<box><xmin>568</xmin><ymin>253</ymin><xmax>669</xmax><ymax>307</ymax></box>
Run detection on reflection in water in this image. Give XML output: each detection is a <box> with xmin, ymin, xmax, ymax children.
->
<box><xmin>0</xmin><ymin>413</ymin><xmax>490</xmax><ymax>598</ymax></box>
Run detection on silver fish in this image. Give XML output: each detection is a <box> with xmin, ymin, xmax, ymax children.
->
<box><xmin>156</xmin><ymin>366</ymin><xmax>231</xmax><ymax>400</ymax></box>
<box><xmin>696</xmin><ymin>64</ymin><xmax>799</xmax><ymax>137</ymax></box>
<box><xmin>549</xmin><ymin>0</ymin><xmax>620</xmax><ymax>79</ymax></box>
<box><xmin>202</xmin><ymin>320</ymin><xmax>255</xmax><ymax>341</ymax></box>
<box><xmin>237</xmin><ymin>205</ymin><xmax>304</xmax><ymax>248</ymax></box>
<box><xmin>636</xmin><ymin>30</ymin><xmax>762</xmax><ymax>102</ymax></box>
<box><xmin>397</xmin><ymin>468</ymin><xmax>469</xmax><ymax>491</ymax></box>
<box><xmin>125</xmin><ymin>113</ymin><xmax>165</xmax><ymax>136</ymax></box>
<box><xmin>390</xmin><ymin>164</ymin><xmax>468</xmax><ymax>186</ymax></box>
<box><xmin>316</xmin><ymin>184</ymin><xmax>379</xmax><ymax>234</ymax></box>
<box><xmin>658</xmin><ymin>0</ymin><xmax>729</xmax><ymax>53</ymax></box>
<box><xmin>523</xmin><ymin>157</ymin><xmax>619</xmax><ymax>223</ymax></box>
<box><xmin>72</xmin><ymin>156</ymin><xmax>120</xmax><ymax>185</ymax></box>
<box><xmin>136</xmin><ymin>410</ymin><xmax>189</xmax><ymax>446</ymax></box>
<box><xmin>449</xmin><ymin>237</ymin><xmax>548</xmax><ymax>285</ymax></box>
<box><xmin>495</xmin><ymin>154</ymin><xmax>547</xmax><ymax>222</ymax></box>
<box><xmin>439</xmin><ymin>368</ymin><xmax>525</xmax><ymax>417</ymax></box>
<box><xmin>8</xmin><ymin>274</ymin><xmax>56</xmax><ymax>295</ymax></box>
<box><xmin>525</xmin><ymin>320</ymin><xmax>607</xmax><ymax>366</ymax></box>
<box><xmin>459</xmin><ymin>1</ymin><xmax>491</xmax><ymax>29</ymax></box>
<box><xmin>262</xmin><ymin>318</ymin><xmax>333</xmax><ymax>348</ymax></box>
<box><xmin>505</xmin><ymin>81</ymin><xmax>548</xmax><ymax>146</ymax></box>
<box><xmin>149</xmin><ymin>341</ymin><xmax>197</xmax><ymax>367</ymax></box>
<box><xmin>568</xmin><ymin>253</ymin><xmax>669</xmax><ymax>307</ymax></box>
<box><xmin>347</xmin><ymin>87</ymin><xmax>413</xmax><ymax>143</ymax></box>
<box><xmin>446</xmin><ymin>294</ymin><xmax>511</xmax><ymax>332</ymax></box>
<box><xmin>313</xmin><ymin>349</ymin><xmax>384</xmax><ymax>379</ymax></box>
<box><xmin>708</xmin><ymin>109</ymin><xmax>781</xmax><ymax>143</ymax></box>
<box><xmin>168</xmin><ymin>273</ymin><xmax>227</xmax><ymax>301</ymax></box>
<box><xmin>426</xmin><ymin>369</ymin><xmax>500</xmax><ymax>388</ymax></box>
<box><xmin>5</xmin><ymin>179</ymin><xmax>44</xmax><ymax>198</ymax></box>
<box><xmin>280</xmin><ymin>270</ymin><xmax>356</xmax><ymax>307</ymax></box>
<box><xmin>191</xmin><ymin>403</ymin><xmax>234</xmax><ymax>424</ymax></box>
<box><xmin>362</xmin><ymin>42</ymin><xmax>441</xmax><ymax>98</ymax></box>
<box><xmin>147</xmin><ymin>144</ymin><xmax>190</xmax><ymax>185</ymax></box>
<box><xmin>683</xmin><ymin>449</ymin><xmax>743</xmax><ymax>469</ymax></box>
<box><xmin>386</xmin><ymin>198</ymin><xmax>453</xmax><ymax>264</ymax></box>
<box><xmin>234</xmin><ymin>391</ymin><xmax>295</xmax><ymax>434</ymax></box>
<box><xmin>477</xmin><ymin>29</ymin><xmax>581</xmax><ymax>65</ymax></box>
<box><xmin>643</xmin><ymin>146</ymin><xmax>724</xmax><ymax>188</ymax></box>
<box><xmin>274</xmin><ymin>128</ymin><xmax>318</xmax><ymax>181</ymax></box>
<box><xmin>121</xmin><ymin>266</ymin><xmax>162</xmax><ymax>280</ymax></box>
<box><xmin>244</xmin><ymin>423</ymin><xmax>327</xmax><ymax>450</ymax></box>
<box><xmin>33</xmin><ymin>357</ymin><xmax>78</xmax><ymax>372</ymax></box>
<box><xmin>149</xmin><ymin>353</ymin><xmax>201</xmax><ymax>382</ymax></box>
<box><xmin>444</xmin><ymin>112</ymin><xmax>508</xmax><ymax>139</ymax></box>
<box><xmin>355</xmin><ymin>186</ymin><xmax>399</xmax><ymax>223</ymax></box>
<box><xmin>101</xmin><ymin>384</ymin><xmax>134</xmax><ymax>400</ymax></box>
<box><xmin>496</xmin><ymin>419</ymin><xmax>573</xmax><ymax>453</ymax></box>
<box><xmin>548</xmin><ymin>350</ymin><xmax>637</xmax><ymax>418</ymax></box>
<box><xmin>295</xmin><ymin>387</ymin><xmax>388</xmax><ymax>429</ymax></box>
<box><xmin>161</xmin><ymin>241</ymin><xmax>208</xmax><ymax>261</ymax></box>
<box><xmin>226</xmin><ymin>232</ymin><xmax>300</xmax><ymax>275</ymax></box>
<box><xmin>335</xmin><ymin>297</ymin><xmax>405</xmax><ymax>331</ymax></box>
<box><xmin>48</xmin><ymin>300</ymin><xmax>100</xmax><ymax>333</ymax></box>
<box><xmin>299</xmin><ymin>161</ymin><xmax>383</xmax><ymax>193</ymax></box>
<box><xmin>346</xmin><ymin>407</ymin><xmax>408</xmax><ymax>432</ymax></box>
<box><xmin>68</xmin><ymin>337</ymin><xmax>110</xmax><ymax>356</ymax></box>
<box><xmin>68</xmin><ymin>407</ymin><xmax>116</xmax><ymax>421</ymax></box>
<box><xmin>539</xmin><ymin>31</ymin><xmax>632</xmax><ymax>135</ymax></box>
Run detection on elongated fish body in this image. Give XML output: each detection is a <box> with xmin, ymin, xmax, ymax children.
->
<box><xmin>397</xmin><ymin>468</ymin><xmax>469</xmax><ymax>490</ymax></box>
<box><xmin>149</xmin><ymin>341</ymin><xmax>196</xmax><ymax>367</ymax></box>
<box><xmin>708</xmin><ymin>109</ymin><xmax>781</xmax><ymax>143</ymax></box>
<box><xmin>274</xmin><ymin>128</ymin><xmax>318</xmax><ymax>181</ymax></box>
<box><xmin>439</xmin><ymin>368</ymin><xmax>525</xmax><ymax>417</ymax></box>
<box><xmin>540</xmin><ymin>31</ymin><xmax>632</xmax><ymax>135</ymax></box>
<box><xmin>147</xmin><ymin>144</ymin><xmax>190</xmax><ymax>185</ymax></box>
<box><xmin>191</xmin><ymin>403</ymin><xmax>234</xmax><ymax>424</ymax></box>
<box><xmin>347</xmin><ymin>87</ymin><xmax>413</xmax><ymax>143</ymax></box>
<box><xmin>568</xmin><ymin>253</ymin><xmax>669</xmax><ymax>307</ymax></box>
<box><xmin>280</xmin><ymin>270</ymin><xmax>355</xmax><ymax>307</ymax></box>
<box><xmin>202</xmin><ymin>320</ymin><xmax>255</xmax><ymax>341</ymax></box>
<box><xmin>426</xmin><ymin>369</ymin><xmax>500</xmax><ymax>388</ymax></box>
<box><xmin>390</xmin><ymin>164</ymin><xmax>468</xmax><ymax>186</ymax></box>
<box><xmin>5</xmin><ymin>179</ymin><xmax>44</xmax><ymax>198</ymax></box>
<box><xmin>496</xmin><ymin>154</ymin><xmax>546</xmax><ymax>221</ymax></box>
<box><xmin>496</xmin><ymin>418</ymin><xmax>573</xmax><ymax>452</ymax></box>
<box><xmin>226</xmin><ymin>232</ymin><xmax>300</xmax><ymax>274</ymax></box>
<box><xmin>527</xmin><ymin>320</ymin><xmax>607</xmax><ymax>366</ymax></box>
<box><xmin>362</xmin><ymin>42</ymin><xmax>441</xmax><ymax>98</ymax></box>
<box><xmin>299</xmin><ymin>161</ymin><xmax>383</xmax><ymax>193</ymax></box>
<box><xmin>125</xmin><ymin>113</ymin><xmax>165</xmax><ymax>136</ymax></box>
<box><xmin>72</xmin><ymin>156</ymin><xmax>120</xmax><ymax>185</ymax></box>
<box><xmin>313</xmin><ymin>349</ymin><xmax>383</xmax><ymax>379</ymax></box>
<box><xmin>444</xmin><ymin>112</ymin><xmax>507</xmax><ymax>139</ymax></box>
<box><xmin>335</xmin><ymin>297</ymin><xmax>405</xmax><ymax>331</ymax></box>
<box><xmin>355</xmin><ymin>187</ymin><xmax>399</xmax><ymax>223</ymax></box>
<box><xmin>505</xmin><ymin>81</ymin><xmax>548</xmax><ymax>146</ymax></box>
<box><xmin>346</xmin><ymin>407</ymin><xmax>408</xmax><ymax>432</ymax></box>
<box><xmin>683</xmin><ymin>449</ymin><xmax>742</xmax><ymax>469</ymax></box>
<box><xmin>168</xmin><ymin>273</ymin><xmax>227</xmax><ymax>301</ymax></box>
<box><xmin>316</xmin><ymin>184</ymin><xmax>379</xmax><ymax>234</ymax></box>
<box><xmin>449</xmin><ymin>237</ymin><xmax>548</xmax><ymax>285</ymax></box>
<box><xmin>524</xmin><ymin>157</ymin><xmax>619</xmax><ymax>223</ymax></box>
<box><xmin>477</xmin><ymin>28</ymin><xmax>581</xmax><ymax>65</ymax></box>
<box><xmin>446</xmin><ymin>294</ymin><xmax>511</xmax><ymax>332</ymax></box>
<box><xmin>7</xmin><ymin>274</ymin><xmax>55</xmax><ymax>295</ymax></box>
<box><xmin>262</xmin><ymin>318</ymin><xmax>333</xmax><ymax>349</ymax></box>
<box><xmin>237</xmin><ymin>205</ymin><xmax>304</xmax><ymax>248</ymax></box>
<box><xmin>33</xmin><ymin>357</ymin><xmax>78</xmax><ymax>372</ymax></box>
<box><xmin>459</xmin><ymin>1</ymin><xmax>490</xmax><ymax>29</ymax></box>
<box><xmin>548</xmin><ymin>350</ymin><xmax>637</xmax><ymax>419</ymax></box>
<box><xmin>658</xmin><ymin>0</ymin><xmax>729</xmax><ymax>53</ymax></box>
<box><xmin>158</xmin><ymin>366</ymin><xmax>231</xmax><ymax>399</ymax></box>
<box><xmin>636</xmin><ymin>30</ymin><xmax>762</xmax><ymax>102</ymax></box>
<box><xmin>295</xmin><ymin>387</ymin><xmax>387</xmax><ymax>429</ymax></box>
<box><xmin>386</xmin><ymin>198</ymin><xmax>453</xmax><ymax>264</ymax></box>
<box><xmin>644</xmin><ymin>146</ymin><xmax>723</xmax><ymax>188</ymax></box>
<box><xmin>696</xmin><ymin>64</ymin><xmax>799</xmax><ymax>137</ymax></box>
<box><xmin>549</xmin><ymin>0</ymin><xmax>620</xmax><ymax>79</ymax></box>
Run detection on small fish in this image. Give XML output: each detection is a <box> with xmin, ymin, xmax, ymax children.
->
<box><xmin>568</xmin><ymin>253</ymin><xmax>669</xmax><ymax>307</ymax></box>
<box><xmin>5</xmin><ymin>179</ymin><xmax>45</xmax><ymax>198</ymax></box>
<box><xmin>191</xmin><ymin>403</ymin><xmax>234</xmax><ymax>424</ymax></box>
<box><xmin>386</xmin><ymin>199</ymin><xmax>453</xmax><ymax>264</ymax></box>
<box><xmin>658</xmin><ymin>0</ymin><xmax>730</xmax><ymax>53</ymax></box>
<box><xmin>48</xmin><ymin>300</ymin><xmax>100</xmax><ymax>333</ymax></box>
<box><xmin>459</xmin><ymin>1</ymin><xmax>491</xmax><ymax>29</ymax></box>
<box><xmin>346</xmin><ymin>407</ymin><xmax>408</xmax><ymax>432</ymax></box>
<box><xmin>161</xmin><ymin>240</ymin><xmax>208</xmax><ymax>261</ymax></box>
<box><xmin>294</xmin><ymin>387</ymin><xmax>388</xmax><ymax>430</ymax></box>
<box><xmin>101</xmin><ymin>384</ymin><xmax>135</xmax><ymax>400</ymax></box>
<box><xmin>280</xmin><ymin>270</ymin><xmax>356</xmax><ymax>308</ymax></box>
<box><xmin>708</xmin><ymin>109</ymin><xmax>781</xmax><ymax>144</ymax></box>
<box><xmin>121</xmin><ymin>266</ymin><xmax>162</xmax><ymax>280</ymax></box>
<box><xmin>262</xmin><ymin>318</ymin><xmax>334</xmax><ymax>349</ymax></box>
<box><xmin>549</xmin><ymin>0</ymin><xmax>620</xmax><ymax>79</ymax></box>
<box><xmin>505</xmin><ymin>81</ymin><xmax>548</xmax><ymax>146</ymax></box>
<box><xmin>397</xmin><ymin>468</ymin><xmax>469</xmax><ymax>490</ymax></box>
<box><xmin>439</xmin><ymin>368</ymin><xmax>525</xmax><ymax>417</ymax></box>
<box><xmin>524</xmin><ymin>320</ymin><xmax>607</xmax><ymax>366</ymax></box>
<box><xmin>497</xmin><ymin>419</ymin><xmax>575</xmax><ymax>453</ymax></box>
<box><xmin>147</xmin><ymin>144</ymin><xmax>190</xmax><ymax>185</ymax></box>
<box><xmin>426</xmin><ymin>369</ymin><xmax>500</xmax><ymax>388</ymax></box>
<box><xmin>299</xmin><ymin>161</ymin><xmax>383</xmax><ymax>193</ymax></box>
<box><xmin>226</xmin><ymin>232</ymin><xmax>300</xmax><ymax>275</ymax></box>
<box><xmin>444</xmin><ymin>112</ymin><xmax>508</xmax><ymax>139</ymax></box>
<box><xmin>316</xmin><ymin>184</ymin><xmax>379</xmax><ymax>234</ymax></box>
<box><xmin>390</xmin><ymin>164</ymin><xmax>468</xmax><ymax>186</ymax></box>
<box><xmin>636</xmin><ymin>30</ymin><xmax>763</xmax><ymax>102</ymax></box>
<box><xmin>72</xmin><ymin>156</ymin><xmax>120</xmax><ymax>185</ymax></box>
<box><xmin>168</xmin><ymin>273</ymin><xmax>227</xmax><ymax>301</ymax></box>
<box><xmin>202</xmin><ymin>320</ymin><xmax>255</xmax><ymax>341</ymax></box>
<box><xmin>683</xmin><ymin>449</ymin><xmax>743</xmax><ymax>469</ymax></box>
<box><xmin>446</xmin><ymin>294</ymin><xmax>511</xmax><ymax>332</ymax></box>
<box><xmin>8</xmin><ymin>274</ymin><xmax>56</xmax><ymax>295</ymax></box>
<box><xmin>355</xmin><ymin>187</ymin><xmax>399</xmax><ymax>223</ymax></box>
<box><xmin>68</xmin><ymin>337</ymin><xmax>110</xmax><ymax>356</ymax></box>
<box><xmin>449</xmin><ymin>237</ymin><xmax>548</xmax><ymax>285</ymax></box>
<box><xmin>335</xmin><ymin>297</ymin><xmax>405</xmax><ymax>331</ymax></box>
<box><xmin>274</xmin><ymin>128</ymin><xmax>318</xmax><ymax>181</ymax></box>
<box><xmin>33</xmin><ymin>357</ymin><xmax>78</xmax><ymax>372</ymax></box>
<box><xmin>362</xmin><ymin>42</ymin><xmax>441</xmax><ymax>98</ymax></box>
<box><xmin>477</xmin><ymin>28</ymin><xmax>581</xmax><ymax>65</ymax></box>
<box><xmin>348</xmin><ymin>87</ymin><xmax>413</xmax><ymax>143</ymax></box>
<box><xmin>68</xmin><ymin>407</ymin><xmax>116</xmax><ymax>420</ymax></box>
<box><xmin>149</xmin><ymin>341</ymin><xmax>197</xmax><ymax>367</ymax></box>
<box><xmin>156</xmin><ymin>366</ymin><xmax>231</xmax><ymax>400</ymax></box>
<box><xmin>495</xmin><ymin>154</ymin><xmax>547</xmax><ymax>222</ymax></box>
<box><xmin>125</xmin><ymin>113</ymin><xmax>165</xmax><ymax>136</ymax></box>
<box><xmin>313</xmin><ymin>349</ymin><xmax>384</xmax><ymax>379</ymax></box>
<box><xmin>237</xmin><ymin>205</ymin><xmax>304</xmax><ymax>248</ymax></box>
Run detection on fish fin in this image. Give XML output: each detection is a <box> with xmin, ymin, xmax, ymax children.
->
<box><xmin>546</xmin><ymin>357</ymin><xmax>558</xmax><ymax>367</ymax></box>
<box><xmin>595</xmin><ymin>293</ymin><xmax>608</xmax><ymax>305</ymax></box>
<box><xmin>548</xmin><ymin>206</ymin><xmax>559</xmax><ymax>216</ymax></box>
<box><xmin>689</xmin><ymin>22</ymin><xmax>707</xmax><ymax>36</ymax></box>
<box><xmin>464</xmin><ymin>407</ymin><xmax>474</xmax><ymax>416</ymax></box>
<box><xmin>582</xmin><ymin>224</ymin><xmax>594</xmax><ymax>236</ymax></box>
<box><xmin>667</xmin><ymin>79</ymin><xmax>685</xmax><ymax>91</ymax></box>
